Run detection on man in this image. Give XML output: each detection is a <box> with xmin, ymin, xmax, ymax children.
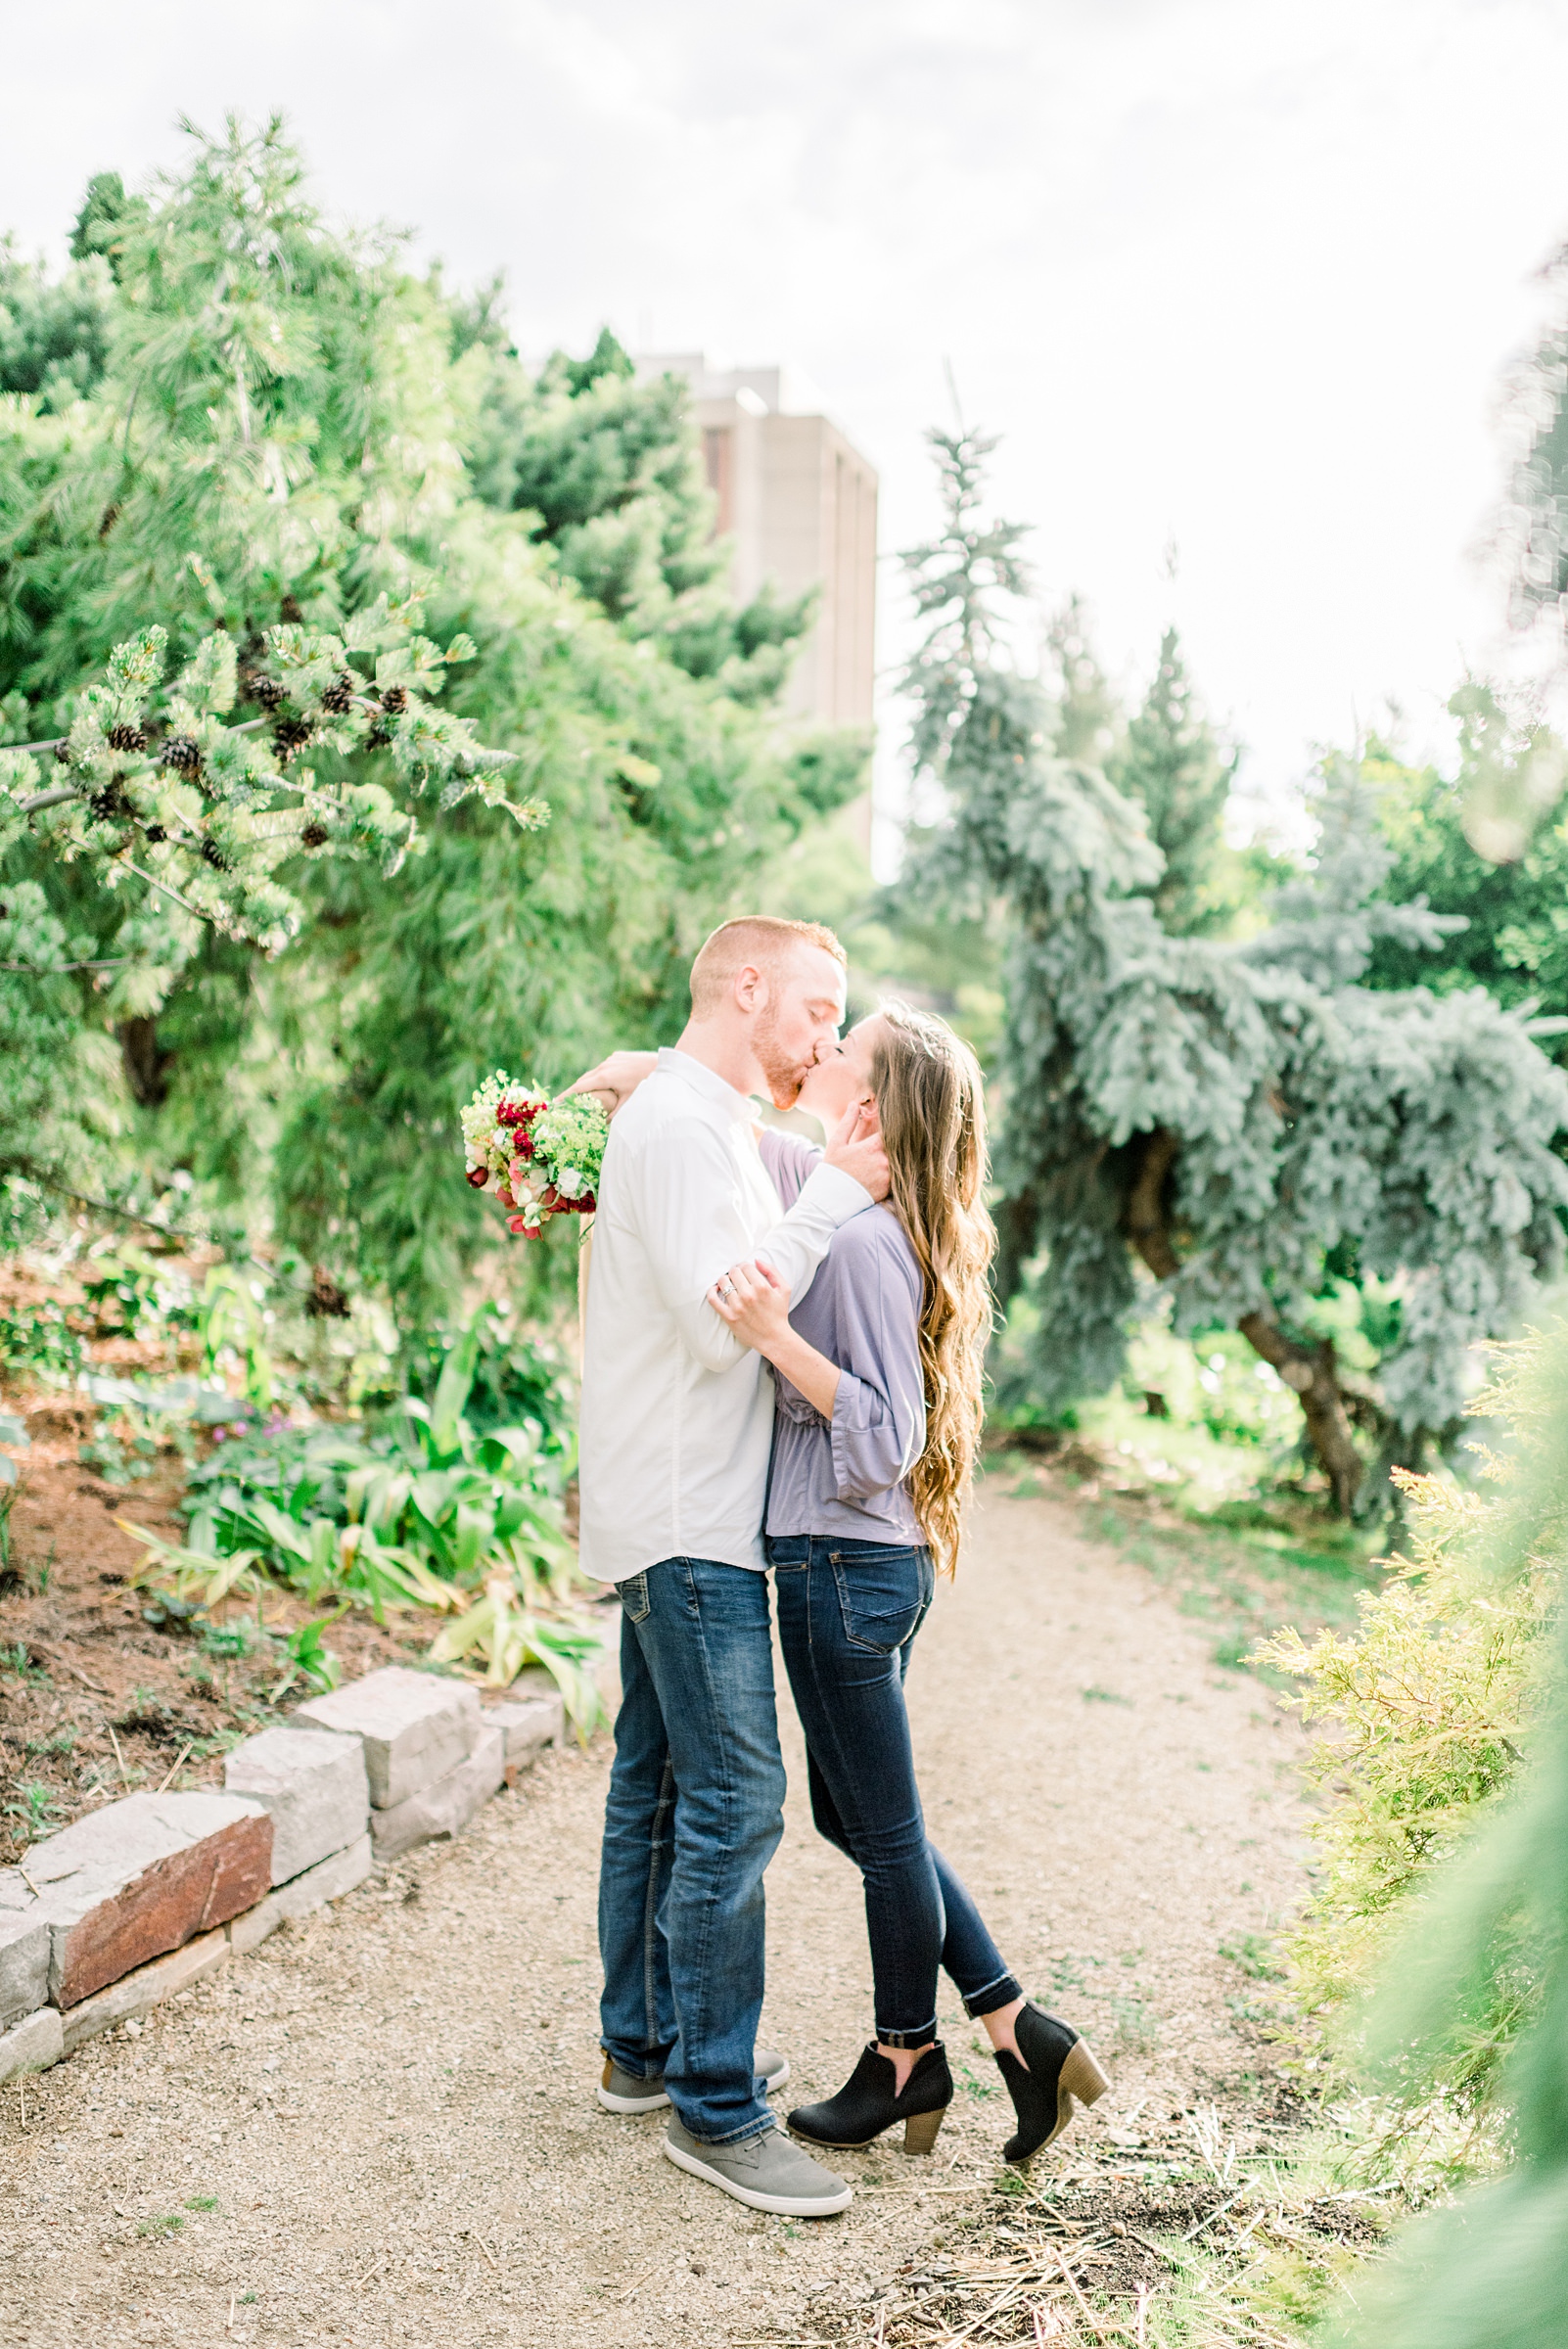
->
<box><xmin>576</xmin><ymin>916</ymin><xmax>889</xmax><ymax>2217</ymax></box>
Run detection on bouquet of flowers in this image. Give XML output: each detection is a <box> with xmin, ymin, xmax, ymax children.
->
<box><xmin>461</xmin><ymin>1074</ymin><xmax>609</xmax><ymax>1237</ymax></box>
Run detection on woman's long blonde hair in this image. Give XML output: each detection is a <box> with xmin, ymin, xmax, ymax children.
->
<box><xmin>870</xmin><ymin>1002</ymin><xmax>994</xmax><ymax>1575</ymax></box>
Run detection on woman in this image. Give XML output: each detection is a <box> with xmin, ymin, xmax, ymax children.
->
<box><xmin>707</xmin><ymin>1001</ymin><xmax>1109</xmax><ymax>2162</ymax></box>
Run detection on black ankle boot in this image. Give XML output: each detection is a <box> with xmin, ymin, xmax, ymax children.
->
<box><xmin>788</xmin><ymin>2042</ymin><xmax>952</xmax><ymax>2155</ymax></box>
<box><xmin>993</xmin><ymin>2002</ymin><xmax>1111</xmax><ymax>2162</ymax></box>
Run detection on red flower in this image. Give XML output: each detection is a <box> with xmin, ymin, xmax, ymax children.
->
<box><xmin>466</xmin><ymin>1166</ymin><xmax>488</xmax><ymax>1188</ymax></box>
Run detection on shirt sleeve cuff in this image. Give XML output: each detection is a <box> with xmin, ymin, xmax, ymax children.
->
<box><xmin>798</xmin><ymin>1160</ymin><xmax>873</xmax><ymax>1223</ymax></box>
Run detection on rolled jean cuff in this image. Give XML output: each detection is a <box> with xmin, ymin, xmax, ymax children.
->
<box><xmin>875</xmin><ymin>2016</ymin><xmax>940</xmax><ymax>2050</ymax></box>
<box><xmin>962</xmin><ymin>1970</ymin><xmax>1024</xmax><ymax>2020</ymax></box>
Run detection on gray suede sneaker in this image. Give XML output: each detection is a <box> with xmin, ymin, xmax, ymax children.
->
<box><xmin>598</xmin><ymin>2047</ymin><xmax>789</xmax><ymax>2115</ymax></box>
<box><xmin>663</xmin><ymin>2117</ymin><xmax>853</xmax><ymax>2215</ymax></box>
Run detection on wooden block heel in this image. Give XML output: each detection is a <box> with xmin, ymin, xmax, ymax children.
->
<box><xmin>1060</xmin><ymin>2041</ymin><xmax>1110</xmax><ymax>2109</ymax></box>
<box><xmin>998</xmin><ymin>2004</ymin><xmax>1114</xmax><ymax>2163</ymax></box>
<box><xmin>902</xmin><ymin>2107</ymin><xmax>945</xmax><ymax>2156</ymax></box>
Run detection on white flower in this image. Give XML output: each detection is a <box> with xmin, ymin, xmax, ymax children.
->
<box><xmin>557</xmin><ymin>1168</ymin><xmax>582</xmax><ymax>1198</ymax></box>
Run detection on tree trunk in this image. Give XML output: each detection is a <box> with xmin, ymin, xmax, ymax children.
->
<box><xmin>118</xmin><ymin>1016</ymin><xmax>171</xmax><ymax>1108</ymax></box>
<box><xmin>1125</xmin><ymin>1128</ymin><xmax>1180</xmax><ymax>1280</ymax></box>
<box><xmin>992</xmin><ymin>1184</ymin><xmax>1040</xmax><ymax>1311</ymax></box>
<box><xmin>1122</xmin><ymin>1127</ymin><xmax>1365</xmax><ymax>1516</ymax></box>
<box><xmin>1235</xmin><ymin>1313</ymin><xmax>1364</xmax><ymax>1516</ymax></box>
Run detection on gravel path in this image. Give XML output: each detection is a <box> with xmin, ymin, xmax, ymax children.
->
<box><xmin>0</xmin><ymin>1482</ymin><xmax>1307</xmax><ymax>2349</ymax></box>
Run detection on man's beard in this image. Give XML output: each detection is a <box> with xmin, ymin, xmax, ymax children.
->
<box><xmin>755</xmin><ymin>1003</ymin><xmax>806</xmax><ymax>1109</ymax></box>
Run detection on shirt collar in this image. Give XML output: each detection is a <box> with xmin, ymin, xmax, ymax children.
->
<box><xmin>657</xmin><ymin>1046</ymin><xmax>757</xmax><ymax>1126</ymax></box>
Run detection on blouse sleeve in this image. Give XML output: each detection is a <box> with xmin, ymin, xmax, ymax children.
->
<box><xmin>822</xmin><ymin>1229</ymin><xmax>927</xmax><ymax>1502</ymax></box>
<box><xmin>759</xmin><ymin>1126</ymin><xmax>823</xmax><ymax>1211</ymax></box>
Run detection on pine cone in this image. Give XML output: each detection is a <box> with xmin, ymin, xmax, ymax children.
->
<box><xmin>379</xmin><ymin>684</ymin><xmax>408</xmax><ymax>714</ymax></box>
<box><xmin>160</xmin><ymin>735</ymin><xmax>202</xmax><ymax>774</ymax></box>
<box><xmin>54</xmin><ymin>742</ymin><xmax>71</xmax><ymax>764</ymax></box>
<box><xmin>107</xmin><ymin>722</ymin><xmax>147</xmax><ymax>754</ymax></box>
<box><xmin>304</xmin><ymin>1267</ymin><xmax>351</xmax><ymax>1320</ymax></box>
<box><xmin>199</xmin><ymin>839</ymin><xmax>232</xmax><ymax>872</ymax></box>
<box><xmin>89</xmin><ymin>785</ymin><xmax>129</xmax><ymax>821</ymax></box>
<box><xmin>97</xmin><ymin>502</ymin><xmax>120</xmax><ymax>541</ymax></box>
<box><xmin>319</xmin><ymin>671</ymin><xmax>355</xmax><ymax>714</ymax></box>
<box><xmin>272</xmin><ymin>718</ymin><xmax>313</xmax><ymax>760</ymax></box>
<box><xmin>365</xmin><ymin>722</ymin><xmax>392</xmax><ymax>749</ymax></box>
<box><xmin>300</xmin><ymin>822</ymin><xmax>329</xmax><ymax>849</ymax></box>
<box><xmin>249</xmin><ymin>674</ymin><xmax>286</xmax><ymax>712</ymax></box>
<box><xmin>144</xmin><ymin>825</ymin><xmax>166</xmax><ymax>843</ymax></box>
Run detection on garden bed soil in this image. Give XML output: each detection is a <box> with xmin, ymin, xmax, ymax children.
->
<box><xmin>0</xmin><ymin>1405</ymin><xmax>432</xmax><ymax>1864</ymax></box>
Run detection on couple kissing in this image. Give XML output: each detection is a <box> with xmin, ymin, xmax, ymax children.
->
<box><xmin>572</xmin><ymin>914</ymin><xmax>1108</xmax><ymax>2219</ymax></box>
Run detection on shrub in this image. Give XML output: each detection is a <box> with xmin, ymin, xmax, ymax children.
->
<box><xmin>1257</xmin><ymin>1332</ymin><xmax>1566</xmax><ymax>2104</ymax></box>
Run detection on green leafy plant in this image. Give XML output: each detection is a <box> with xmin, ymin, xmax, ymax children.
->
<box><xmin>80</xmin><ymin>1251</ymin><xmax>196</xmax><ymax>1339</ymax></box>
<box><xmin>270</xmin><ymin>1614</ymin><xmax>344</xmax><ymax>1699</ymax></box>
<box><xmin>4</xmin><ymin>1780</ymin><xmax>60</xmax><ymax>1837</ymax></box>
<box><xmin>201</xmin><ymin>1618</ymin><xmax>257</xmax><ymax>1661</ymax></box>
<box><xmin>125</xmin><ymin>1308</ymin><xmax>606</xmax><ymax>1727</ymax></box>
<box><xmin>0</xmin><ymin>1299</ymin><xmax>81</xmax><ymax>1385</ymax></box>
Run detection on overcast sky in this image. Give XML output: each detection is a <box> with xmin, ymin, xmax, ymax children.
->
<box><xmin>5</xmin><ymin>0</ymin><xmax>1568</xmax><ymax>849</ymax></box>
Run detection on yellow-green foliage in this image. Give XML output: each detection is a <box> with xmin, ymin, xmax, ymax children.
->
<box><xmin>1256</xmin><ymin>1337</ymin><xmax>1564</xmax><ymax>2089</ymax></box>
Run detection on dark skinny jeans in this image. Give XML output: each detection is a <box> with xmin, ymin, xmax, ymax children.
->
<box><xmin>767</xmin><ymin>1534</ymin><xmax>1022</xmax><ymax>2046</ymax></box>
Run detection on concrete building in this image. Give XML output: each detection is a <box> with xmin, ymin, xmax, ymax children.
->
<box><xmin>636</xmin><ymin>354</ymin><xmax>878</xmax><ymax>735</ymax></box>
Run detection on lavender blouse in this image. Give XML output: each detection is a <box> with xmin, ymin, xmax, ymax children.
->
<box><xmin>759</xmin><ymin>1130</ymin><xmax>926</xmax><ymax>1544</ymax></box>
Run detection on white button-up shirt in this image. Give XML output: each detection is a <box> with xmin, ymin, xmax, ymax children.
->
<box><xmin>577</xmin><ymin>1048</ymin><xmax>872</xmax><ymax>1584</ymax></box>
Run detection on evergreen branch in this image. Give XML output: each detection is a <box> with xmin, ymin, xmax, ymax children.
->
<box><xmin>0</xmin><ymin>958</ymin><xmax>128</xmax><ymax>976</ymax></box>
<box><xmin>11</xmin><ymin>714</ymin><xmax>269</xmax><ymax>768</ymax></box>
<box><xmin>120</xmin><ymin>860</ymin><xmax>210</xmax><ymax>922</ymax></box>
<box><xmin>34</xmin><ymin>1175</ymin><xmax>316</xmax><ymax>1299</ymax></box>
<box><xmin>15</xmin><ymin>786</ymin><xmax>81</xmax><ymax>815</ymax></box>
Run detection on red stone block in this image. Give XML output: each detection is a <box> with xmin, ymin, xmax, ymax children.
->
<box><xmin>24</xmin><ymin>1793</ymin><xmax>273</xmax><ymax>2008</ymax></box>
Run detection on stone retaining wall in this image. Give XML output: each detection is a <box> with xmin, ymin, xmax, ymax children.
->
<box><xmin>0</xmin><ymin>1664</ymin><xmax>568</xmax><ymax>2086</ymax></box>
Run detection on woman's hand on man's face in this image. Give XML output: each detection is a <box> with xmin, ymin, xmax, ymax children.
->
<box><xmin>823</xmin><ymin>1100</ymin><xmax>889</xmax><ymax>1200</ymax></box>
<box><xmin>709</xmin><ymin>1258</ymin><xmax>793</xmax><ymax>1345</ymax></box>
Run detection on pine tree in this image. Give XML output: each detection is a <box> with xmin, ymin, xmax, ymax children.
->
<box><xmin>1108</xmin><ymin>625</ymin><xmax>1237</xmax><ymax>936</ymax></box>
<box><xmin>1363</xmin><ymin>684</ymin><xmax>1568</xmax><ymax>1070</ymax></box>
<box><xmin>1042</xmin><ymin>593</ymin><xmax>1118</xmax><ymax>764</ymax></box>
<box><xmin>462</xmin><ymin>314</ymin><xmax>816</xmax><ymax>703</ymax></box>
<box><xmin>0</xmin><ymin>120</ymin><xmax>866</xmax><ymax>1332</ymax></box>
<box><xmin>903</xmin><ymin>429</ymin><xmax>1568</xmax><ymax>1513</ymax></box>
<box><xmin>0</xmin><ymin>239</ymin><xmax>113</xmax><ymax>407</ymax></box>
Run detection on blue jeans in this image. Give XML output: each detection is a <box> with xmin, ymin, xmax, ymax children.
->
<box><xmin>597</xmin><ymin>1556</ymin><xmax>785</xmax><ymax>2144</ymax></box>
<box><xmin>768</xmin><ymin>1534</ymin><xmax>1022</xmax><ymax>2045</ymax></box>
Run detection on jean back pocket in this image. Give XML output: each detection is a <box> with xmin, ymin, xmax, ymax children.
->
<box><xmin>617</xmin><ymin>1569</ymin><xmax>651</xmax><ymax>1623</ymax></box>
<box><xmin>829</xmin><ymin>1545</ymin><xmax>934</xmax><ymax>1653</ymax></box>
